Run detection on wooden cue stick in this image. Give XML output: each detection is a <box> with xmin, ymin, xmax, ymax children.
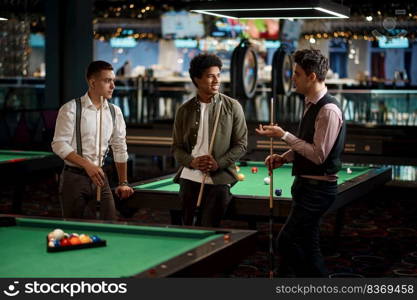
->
<box><xmin>269</xmin><ymin>97</ymin><xmax>274</xmax><ymax>278</ymax></box>
<box><xmin>195</xmin><ymin>101</ymin><xmax>223</xmax><ymax>210</ymax></box>
<box><xmin>96</xmin><ymin>96</ymin><xmax>103</xmax><ymax>202</ymax></box>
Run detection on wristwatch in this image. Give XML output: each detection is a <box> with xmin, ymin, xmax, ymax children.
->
<box><xmin>119</xmin><ymin>181</ymin><xmax>129</xmax><ymax>186</ymax></box>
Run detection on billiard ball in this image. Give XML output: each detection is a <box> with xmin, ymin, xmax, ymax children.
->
<box><xmin>347</xmin><ymin>167</ymin><xmax>352</xmax><ymax>174</ymax></box>
<box><xmin>275</xmin><ymin>189</ymin><xmax>282</xmax><ymax>196</ymax></box>
<box><xmin>69</xmin><ymin>236</ymin><xmax>81</xmax><ymax>245</ymax></box>
<box><xmin>60</xmin><ymin>238</ymin><xmax>70</xmax><ymax>246</ymax></box>
<box><xmin>79</xmin><ymin>234</ymin><xmax>92</xmax><ymax>244</ymax></box>
<box><xmin>53</xmin><ymin>240</ymin><xmax>61</xmax><ymax>247</ymax></box>
<box><xmin>48</xmin><ymin>240</ymin><xmax>55</xmax><ymax>248</ymax></box>
<box><xmin>51</xmin><ymin>229</ymin><xmax>65</xmax><ymax>240</ymax></box>
<box><xmin>264</xmin><ymin>177</ymin><xmax>271</xmax><ymax>185</ymax></box>
<box><xmin>237</xmin><ymin>173</ymin><xmax>245</xmax><ymax>181</ymax></box>
<box><xmin>251</xmin><ymin>167</ymin><xmax>258</xmax><ymax>174</ymax></box>
<box><xmin>223</xmin><ymin>234</ymin><xmax>231</xmax><ymax>241</ymax></box>
<box><xmin>91</xmin><ymin>235</ymin><xmax>101</xmax><ymax>243</ymax></box>
<box><xmin>235</xmin><ymin>166</ymin><xmax>240</xmax><ymax>172</ymax></box>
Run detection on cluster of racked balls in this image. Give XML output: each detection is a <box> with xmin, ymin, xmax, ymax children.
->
<box><xmin>47</xmin><ymin>228</ymin><xmax>101</xmax><ymax>248</ymax></box>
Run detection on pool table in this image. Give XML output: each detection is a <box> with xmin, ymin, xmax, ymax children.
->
<box><xmin>128</xmin><ymin>162</ymin><xmax>391</xmax><ymax>231</ymax></box>
<box><xmin>0</xmin><ymin>150</ymin><xmax>63</xmax><ymax>213</ymax></box>
<box><xmin>0</xmin><ymin>215</ymin><xmax>256</xmax><ymax>278</ymax></box>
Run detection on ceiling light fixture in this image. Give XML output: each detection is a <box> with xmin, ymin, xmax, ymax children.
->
<box><xmin>190</xmin><ymin>0</ymin><xmax>350</xmax><ymax>19</ymax></box>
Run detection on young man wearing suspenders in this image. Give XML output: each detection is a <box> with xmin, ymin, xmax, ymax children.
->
<box><xmin>52</xmin><ymin>61</ymin><xmax>133</xmax><ymax>220</ymax></box>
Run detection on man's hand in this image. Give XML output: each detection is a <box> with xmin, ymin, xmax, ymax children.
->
<box><xmin>84</xmin><ymin>162</ymin><xmax>106</xmax><ymax>186</ymax></box>
<box><xmin>256</xmin><ymin>124</ymin><xmax>286</xmax><ymax>138</ymax></box>
<box><xmin>265</xmin><ymin>154</ymin><xmax>286</xmax><ymax>170</ymax></box>
<box><xmin>190</xmin><ymin>155</ymin><xmax>219</xmax><ymax>173</ymax></box>
<box><xmin>115</xmin><ymin>185</ymin><xmax>134</xmax><ymax>199</ymax></box>
<box><xmin>205</xmin><ymin>155</ymin><xmax>219</xmax><ymax>172</ymax></box>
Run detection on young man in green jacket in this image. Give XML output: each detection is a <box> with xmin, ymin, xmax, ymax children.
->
<box><xmin>172</xmin><ymin>53</ymin><xmax>248</xmax><ymax>227</ymax></box>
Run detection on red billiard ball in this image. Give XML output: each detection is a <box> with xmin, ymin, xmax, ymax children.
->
<box><xmin>251</xmin><ymin>167</ymin><xmax>258</xmax><ymax>174</ymax></box>
<box><xmin>223</xmin><ymin>234</ymin><xmax>231</xmax><ymax>241</ymax></box>
<box><xmin>60</xmin><ymin>238</ymin><xmax>70</xmax><ymax>246</ymax></box>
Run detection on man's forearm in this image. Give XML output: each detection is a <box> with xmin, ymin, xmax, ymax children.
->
<box><xmin>64</xmin><ymin>152</ymin><xmax>92</xmax><ymax>169</ymax></box>
<box><xmin>173</xmin><ymin>147</ymin><xmax>194</xmax><ymax>168</ymax></box>
<box><xmin>115</xmin><ymin>162</ymin><xmax>128</xmax><ymax>184</ymax></box>
<box><xmin>216</xmin><ymin>143</ymin><xmax>247</xmax><ymax>169</ymax></box>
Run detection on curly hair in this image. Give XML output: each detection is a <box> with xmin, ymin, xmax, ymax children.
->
<box><xmin>293</xmin><ymin>49</ymin><xmax>329</xmax><ymax>82</ymax></box>
<box><xmin>189</xmin><ymin>53</ymin><xmax>222</xmax><ymax>87</ymax></box>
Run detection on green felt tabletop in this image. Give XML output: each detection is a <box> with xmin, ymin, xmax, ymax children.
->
<box><xmin>0</xmin><ymin>218</ymin><xmax>221</xmax><ymax>278</ymax></box>
<box><xmin>0</xmin><ymin>150</ymin><xmax>54</xmax><ymax>163</ymax></box>
<box><xmin>134</xmin><ymin>162</ymin><xmax>371</xmax><ymax>198</ymax></box>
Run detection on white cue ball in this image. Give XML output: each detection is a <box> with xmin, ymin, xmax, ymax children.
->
<box><xmin>52</xmin><ymin>229</ymin><xmax>65</xmax><ymax>240</ymax></box>
<box><xmin>347</xmin><ymin>167</ymin><xmax>352</xmax><ymax>174</ymax></box>
<box><xmin>264</xmin><ymin>177</ymin><xmax>271</xmax><ymax>185</ymax></box>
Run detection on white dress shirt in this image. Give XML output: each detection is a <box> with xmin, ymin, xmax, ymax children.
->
<box><xmin>51</xmin><ymin>92</ymin><xmax>128</xmax><ymax>167</ymax></box>
<box><xmin>180</xmin><ymin>101</ymin><xmax>214</xmax><ymax>184</ymax></box>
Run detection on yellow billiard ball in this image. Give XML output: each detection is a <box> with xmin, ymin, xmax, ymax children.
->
<box><xmin>79</xmin><ymin>234</ymin><xmax>92</xmax><ymax>244</ymax></box>
<box><xmin>237</xmin><ymin>173</ymin><xmax>245</xmax><ymax>181</ymax></box>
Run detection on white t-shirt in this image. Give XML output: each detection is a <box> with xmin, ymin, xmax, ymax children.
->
<box><xmin>180</xmin><ymin>102</ymin><xmax>213</xmax><ymax>184</ymax></box>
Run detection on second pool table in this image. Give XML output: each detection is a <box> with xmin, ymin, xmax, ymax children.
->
<box><xmin>0</xmin><ymin>150</ymin><xmax>63</xmax><ymax>213</ymax></box>
<box><xmin>0</xmin><ymin>215</ymin><xmax>256</xmax><ymax>278</ymax></box>
<box><xmin>128</xmin><ymin>162</ymin><xmax>391</xmax><ymax>230</ymax></box>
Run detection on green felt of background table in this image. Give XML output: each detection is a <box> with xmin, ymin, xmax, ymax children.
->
<box><xmin>0</xmin><ymin>218</ymin><xmax>222</xmax><ymax>278</ymax></box>
<box><xmin>0</xmin><ymin>150</ymin><xmax>53</xmax><ymax>163</ymax></box>
<box><xmin>134</xmin><ymin>162</ymin><xmax>370</xmax><ymax>198</ymax></box>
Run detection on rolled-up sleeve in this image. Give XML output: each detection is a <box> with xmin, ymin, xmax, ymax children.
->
<box><xmin>282</xmin><ymin>104</ymin><xmax>343</xmax><ymax>165</ymax></box>
<box><xmin>51</xmin><ymin>102</ymin><xmax>76</xmax><ymax>160</ymax></box>
<box><xmin>109</xmin><ymin>106</ymin><xmax>128</xmax><ymax>163</ymax></box>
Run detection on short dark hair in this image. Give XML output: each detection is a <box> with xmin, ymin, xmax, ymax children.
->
<box><xmin>189</xmin><ymin>53</ymin><xmax>222</xmax><ymax>86</ymax></box>
<box><xmin>86</xmin><ymin>60</ymin><xmax>113</xmax><ymax>79</ymax></box>
<box><xmin>293</xmin><ymin>49</ymin><xmax>329</xmax><ymax>82</ymax></box>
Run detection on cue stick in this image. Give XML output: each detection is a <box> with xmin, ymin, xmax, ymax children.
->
<box><xmin>192</xmin><ymin>100</ymin><xmax>223</xmax><ymax>226</ymax></box>
<box><xmin>96</xmin><ymin>96</ymin><xmax>104</xmax><ymax>203</ymax></box>
<box><xmin>268</xmin><ymin>97</ymin><xmax>275</xmax><ymax>278</ymax></box>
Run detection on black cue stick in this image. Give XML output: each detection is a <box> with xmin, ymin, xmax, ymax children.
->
<box><xmin>269</xmin><ymin>97</ymin><xmax>275</xmax><ymax>278</ymax></box>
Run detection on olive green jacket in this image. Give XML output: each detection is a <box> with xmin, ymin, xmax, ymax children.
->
<box><xmin>172</xmin><ymin>93</ymin><xmax>248</xmax><ymax>185</ymax></box>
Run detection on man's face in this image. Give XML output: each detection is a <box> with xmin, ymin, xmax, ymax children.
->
<box><xmin>90</xmin><ymin>70</ymin><xmax>116</xmax><ymax>99</ymax></box>
<box><xmin>194</xmin><ymin>66</ymin><xmax>221</xmax><ymax>96</ymax></box>
<box><xmin>292</xmin><ymin>63</ymin><xmax>313</xmax><ymax>95</ymax></box>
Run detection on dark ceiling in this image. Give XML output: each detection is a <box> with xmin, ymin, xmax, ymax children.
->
<box><xmin>0</xmin><ymin>0</ymin><xmax>415</xmax><ymax>18</ymax></box>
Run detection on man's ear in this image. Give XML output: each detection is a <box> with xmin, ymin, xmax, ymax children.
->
<box><xmin>88</xmin><ymin>77</ymin><xmax>95</xmax><ymax>89</ymax></box>
<box><xmin>309</xmin><ymin>72</ymin><xmax>317</xmax><ymax>82</ymax></box>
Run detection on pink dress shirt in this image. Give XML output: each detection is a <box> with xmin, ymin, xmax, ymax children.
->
<box><xmin>282</xmin><ymin>87</ymin><xmax>344</xmax><ymax>181</ymax></box>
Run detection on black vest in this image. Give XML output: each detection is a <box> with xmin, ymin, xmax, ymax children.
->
<box><xmin>292</xmin><ymin>93</ymin><xmax>346</xmax><ymax>176</ymax></box>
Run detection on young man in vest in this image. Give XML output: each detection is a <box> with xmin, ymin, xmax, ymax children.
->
<box><xmin>172</xmin><ymin>53</ymin><xmax>247</xmax><ymax>227</ymax></box>
<box><xmin>257</xmin><ymin>49</ymin><xmax>346</xmax><ymax>277</ymax></box>
<box><xmin>52</xmin><ymin>61</ymin><xmax>133</xmax><ymax>220</ymax></box>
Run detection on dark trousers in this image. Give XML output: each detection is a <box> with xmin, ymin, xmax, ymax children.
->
<box><xmin>276</xmin><ymin>177</ymin><xmax>337</xmax><ymax>277</ymax></box>
<box><xmin>179</xmin><ymin>178</ymin><xmax>232</xmax><ymax>227</ymax></box>
<box><xmin>59</xmin><ymin>168</ymin><xmax>116</xmax><ymax>220</ymax></box>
